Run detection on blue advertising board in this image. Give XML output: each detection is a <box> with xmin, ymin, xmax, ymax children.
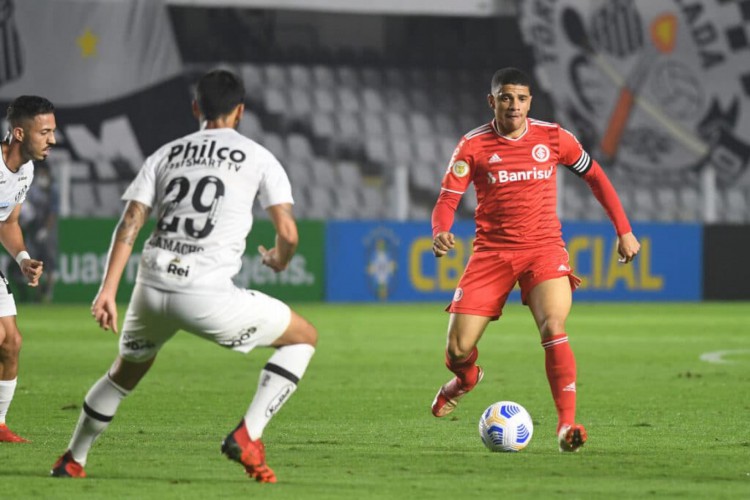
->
<box><xmin>325</xmin><ymin>221</ymin><xmax>702</xmax><ymax>302</ymax></box>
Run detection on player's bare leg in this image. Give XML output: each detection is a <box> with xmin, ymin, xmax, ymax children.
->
<box><xmin>528</xmin><ymin>277</ymin><xmax>587</xmax><ymax>451</ymax></box>
<box><xmin>432</xmin><ymin>313</ymin><xmax>489</xmax><ymax>417</ymax></box>
<box><xmin>0</xmin><ymin>317</ymin><xmax>28</xmax><ymax>443</ymax></box>
<box><xmin>222</xmin><ymin>309</ymin><xmax>317</xmax><ymax>483</ymax></box>
<box><xmin>51</xmin><ymin>356</ymin><xmax>155</xmax><ymax>477</ymax></box>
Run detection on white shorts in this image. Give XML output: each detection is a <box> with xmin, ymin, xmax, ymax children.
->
<box><xmin>119</xmin><ymin>282</ymin><xmax>292</xmax><ymax>362</ymax></box>
<box><xmin>0</xmin><ymin>271</ymin><xmax>17</xmax><ymax>318</ymax></box>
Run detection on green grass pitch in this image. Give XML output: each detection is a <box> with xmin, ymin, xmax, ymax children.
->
<box><xmin>2</xmin><ymin>302</ymin><xmax>749</xmax><ymax>499</ymax></box>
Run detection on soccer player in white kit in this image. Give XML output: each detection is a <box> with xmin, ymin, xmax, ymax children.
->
<box><xmin>51</xmin><ymin>70</ymin><xmax>317</xmax><ymax>483</ymax></box>
<box><xmin>0</xmin><ymin>95</ymin><xmax>54</xmax><ymax>444</ymax></box>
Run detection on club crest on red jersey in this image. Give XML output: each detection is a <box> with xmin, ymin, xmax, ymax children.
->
<box><xmin>532</xmin><ymin>144</ymin><xmax>551</xmax><ymax>162</ymax></box>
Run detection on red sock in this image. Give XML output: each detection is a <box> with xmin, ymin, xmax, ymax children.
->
<box><xmin>542</xmin><ymin>334</ymin><xmax>577</xmax><ymax>432</ymax></box>
<box><xmin>445</xmin><ymin>347</ymin><xmax>479</xmax><ymax>387</ymax></box>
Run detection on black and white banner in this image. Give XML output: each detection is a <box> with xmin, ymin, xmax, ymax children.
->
<box><xmin>0</xmin><ymin>0</ymin><xmax>194</xmax><ymax>214</ymax></box>
<box><xmin>520</xmin><ymin>0</ymin><xmax>750</xmax><ymax>186</ymax></box>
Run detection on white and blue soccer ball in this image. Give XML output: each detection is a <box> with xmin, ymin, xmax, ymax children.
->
<box><xmin>478</xmin><ymin>401</ymin><xmax>534</xmax><ymax>452</ymax></box>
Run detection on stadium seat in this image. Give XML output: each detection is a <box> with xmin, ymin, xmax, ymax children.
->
<box><xmin>336</xmin><ymin>65</ymin><xmax>359</xmax><ymax>87</ymax></box>
<box><xmin>362</xmin><ymin>87</ymin><xmax>385</xmax><ymax>113</ymax></box>
<box><xmin>289</xmin><ymin>64</ymin><xmax>313</xmax><ymax>88</ymax></box>
<box><xmin>385</xmin><ymin>111</ymin><xmax>409</xmax><ymax>141</ymax></box>
<box><xmin>409</xmin><ymin>88</ymin><xmax>431</xmax><ymax>114</ymax></box>
<box><xmin>384</xmin><ymin>87</ymin><xmax>409</xmax><ymax>111</ymax></box>
<box><xmin>415</xmin><ymin>137</ymin><xmax>440</xmax><ymax>164</ymax></box>
<box><xmin>336</xmin><ymin>161</ymin><xmax>363</xmax><ymax>187</ymax></box>
<box><xmin>438</xmin><ymin>136</ymin><xmax>458</xmax><ymax>162</ymax></box>
<box><xmin>361</xmin><ymin>185</ymin><xmax>385</xmax><ymax>218</ymax></box>
<box><xmin>262</xmin><ymin>87</ymin><xmax>287</xmax><ymax>118</ymax></box>
<box><xmin>724</xmin><ymin>188</ymin><xmax>747</xmax><ymax>222</ymax></box>
<box><xmin>364</xmin><ymin>136</ymin><xmax>389</xmax><ymax>166</ymax></box>
<box><xmin>678</xmin><ymin>186</ymin><xmax>701</xmax><ymax>221</ymax></box>
<box><xmin>263</xmin><ymin>64</ymin><xmax>287</xmax><ymax>88</ymax></box>
<box><xmin>360</xmin><ymin>66</ymin><xmax>383</xmax><ymax>88</ymax></box>
<box><xmin>335</xmin><ymin>112</ymin><xmax>362</xmax><ymax>143</ymax></box>
<box><xmin>311</xmin><ymin>113</ymin><xmax>336</xmax><ymax>140</ymax></box>
<box><xmin>310</xmin><ymin>158</ymin><xmax>338</xmax><ymax>186</ymax></box>
<box><xmin>410</xmin><ymin>163</ymin><xmax>437</xmax><ymax>193</ymax></box>
<box><xmin>305</xmin><ymin>185</ymin><xmax>336</xmax><ymax>219</ymax></box>
<box><xmin>287</xmin><ymin>133</ymin><xmax>315</xmax><ymax>162</ymax></box>
<box><xmin>362</xmin><ymin>113</ymin><xmax>386</xmax><ymax>137</ymax></box>
<box><xmin>312</xmin><ymin>64</ymin><xmax>336</xmax><ymax>88</ymax></box>
<box><xmin>632</xmin><ymin>188</ymin><xmax>656</xmax><ymax>221</ymax></box>
<box><xmin>289</xmin><ymin>185</ymin><xmax>309</xmax><ymax>216</ymax></box>
<box><xmin>384</xmin><ymin>67</ymin><xmax>406</xmax><ymax>88</ymax></box>
<box><xmin>338</xmin><ymin>86</ymin><xmax>360</xmax><ymax>113</ymax></box>
<box><xmin>562</xmin><ymin>187</ymin><xmax>586</xmax><ymax>220</ymax></box>
<box><xmin>313</xmin><ymin>87</ymin><xmax>337</xmax><ymax>113</ymax></box>
<box><xmin>288</xmin><ymin>87</ymin><xmax>314</xmax><ymax>122</ymax></box>
<box><xmin>240</xmin><ymin>63</ymin><xmax>264</xmax><ymax>96</ymax></box>
<box><xmin>239</xmin><ymin>111</ymin><xmax>263</xmax><ymax>140</ymax></box>
<box><xmin>260</xmin><ymin>132</ymin><xmax>287</xmax><ymax>163</ymax></box>
<box><xmin>410</xmin><ymin>112</ymin><xmax>433</xmax><ymax>138</ymax></box>
<box><xmin>390</xmin><ymin>138</ymin><xmax>413</xmax><ymax>165</ymax></box>
<box><xmin>286</xmin><ymin>160</ymin><xmax>312</xmax><ymax>186</ymax></box>
<box><xmin>655</xmin><ymin>187</ymin><xmax>679</xmax><ymax>222</ymax></box>
<box><xmin>333</xmin><ymin>188</ymin><xmax>362</xmax><ymax>218</ymax></box>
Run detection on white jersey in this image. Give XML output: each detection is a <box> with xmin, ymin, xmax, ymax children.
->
<box><xmin>123</xmin><ymin>128</ymin><xmax>293</xmax><ymax>293</ymax></box>
<box><xmin>0</xmin><ymin>157</ymin><xmax>33</xmax><ymax>222</ymax></box>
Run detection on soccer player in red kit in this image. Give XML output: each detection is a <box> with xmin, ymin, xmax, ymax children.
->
<box><xmin>430</xmin><ymin>67</ymin><xmax>640</xmax><ymax>452</ymax></box>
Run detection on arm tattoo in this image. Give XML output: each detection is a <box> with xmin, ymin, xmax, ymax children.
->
<box><xmin>115</xmin><ymin>202</ymin><xmax>150</xmax><ymax>246</ymax></box>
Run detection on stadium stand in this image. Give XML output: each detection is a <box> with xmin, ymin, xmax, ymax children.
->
<box><xmin>54</xmin><ymin>7</ymin><xmax>741</xmax><ymax>224</ymax></box>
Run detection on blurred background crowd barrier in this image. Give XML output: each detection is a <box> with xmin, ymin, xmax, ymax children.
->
<box><xmin>0</xmin><ymin>0</ymin><xmax>748</xmax><ymax>302</ymax></box>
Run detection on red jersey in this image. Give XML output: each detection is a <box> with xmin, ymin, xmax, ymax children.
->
<box><xmin>433</xmin><ymin>118</ymin><xmax>630</xmax><ymax>252</ymax></box>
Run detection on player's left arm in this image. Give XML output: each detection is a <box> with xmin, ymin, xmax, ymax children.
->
<box><xmin>558</xmin><ymin>127</ymin><xmax>640</xmax><ymax>263</ymax></box>
<box><xmin>92</xmin><ymin>200</ymin><xmax>151</xmax><ymax>333</ymax></box>
<box><xmin>260</xmin><ymin>202</ymin><xmax>298</xmax><ymax>272</ymax></box>
<box><xmin>0</xmin><ymin>204</ymin><xmax>44</xmax><ymax>286</ymax></box>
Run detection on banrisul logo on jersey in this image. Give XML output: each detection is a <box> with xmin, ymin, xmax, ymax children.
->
<box><xmin>520</xmin><ymin>0</ymin><xmax>750</xmax><ymax>187</ymax></box>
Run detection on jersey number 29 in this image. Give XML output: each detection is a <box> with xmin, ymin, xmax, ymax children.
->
<box><xmin>157</xmin><ymin>175</ymin><xmax>225</xmax><ymax>239</ymax></box>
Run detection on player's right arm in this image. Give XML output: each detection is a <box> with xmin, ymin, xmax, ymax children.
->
<box><xmin>432</xmin><ymin>138</ymin><xmax>472</xmax><ymax>257</ymax></box>
<box><xmin>92</xmin><ymin>200</ymin><xmax>151</xmax><ymax>333</ymax></box>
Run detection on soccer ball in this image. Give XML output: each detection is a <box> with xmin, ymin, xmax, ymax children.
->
<box><xmin>478</xmin><ymin>401</ymin><xmax>534</xmax><ymax>452</ymax></box>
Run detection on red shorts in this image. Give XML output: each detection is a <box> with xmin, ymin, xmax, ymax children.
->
<box><xmin>447</xmin><ymin>245</ymin><xmax>579</xmax><ymax>319</ymax></box>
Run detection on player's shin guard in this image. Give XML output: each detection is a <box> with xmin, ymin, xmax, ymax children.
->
<box><xmin>244</xmin><ymin>344</ymin><xmax>315</xmax><ymax>440</ymax></box>
<box><xmin>542</xmin><ymin>334</ymin><xmax>577</xmax><ymax>432</ymax></box>
<box><xmin>0</xmin><ymin>378</ymin><xmax>18</xmax><ymax>424</ymax></box>
<box><xmin>445</xmin><ymin>346</ymin><xmax>479</xmax><ymax>388</ymax></box>
<box><xmin>68</xmin><ymin>374</ymin><xmax>130</xmax><ymax>466</ymax></box>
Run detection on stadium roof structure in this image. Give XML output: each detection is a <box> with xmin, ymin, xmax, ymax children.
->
<box><xmin>165</xmin><ymin>0</ymin><xmax>518</xmax><ymax>17</ymax></box>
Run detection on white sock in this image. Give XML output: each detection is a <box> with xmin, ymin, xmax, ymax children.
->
<box><xmin>0</xmin><ymin>378</ymin><xmax>18</xmax><ymax>425</ymax></box>
<box><xmin>68</xmin><ymin>374</ymin><xmax>130</xmax><ymax>466</ymax></box>
<box><xmin>244</xmin><ymin>344</ymin><xmax>315</xmax><ymax>440</ymax></box>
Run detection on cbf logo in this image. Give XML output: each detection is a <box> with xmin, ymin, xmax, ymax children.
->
<box><xmin>520</xmin><ymin>0</ymin><xmax>750</xmax><ymax>186</ymax></box>
<box><xmin>364</xmin><ymin>227</ymin><xmax>398</xmax><ymax>301</ymax></box>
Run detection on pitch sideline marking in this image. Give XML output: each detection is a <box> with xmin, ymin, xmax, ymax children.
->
<box><xmin>699</xmin><ymin>349</ymin><xmax>750</xmax><ymax>364</ymax></box>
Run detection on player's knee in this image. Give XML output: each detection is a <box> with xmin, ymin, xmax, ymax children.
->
<box><xmin>300</xmin><ymin>322</ymin><xmax>318</xmax><ymax>347</ymax></box>
<box><xmin>538</xmin><ymin>316</ymin><xmax>566</xmax><ymax>338</ymax></box>
<box><xmin>0</xmin><ymin>328</ymin><xmax>22</xmax><ymax>358</ymax></box>
<box><xmin>290</xmin><ymin>312</ymin><xmax>318</xmax><ymax>347</ymax></box>
<box><xmin>447</xmin><ymin>342</ymin><xmax>474</xmax><ymax>361</ymax></box>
